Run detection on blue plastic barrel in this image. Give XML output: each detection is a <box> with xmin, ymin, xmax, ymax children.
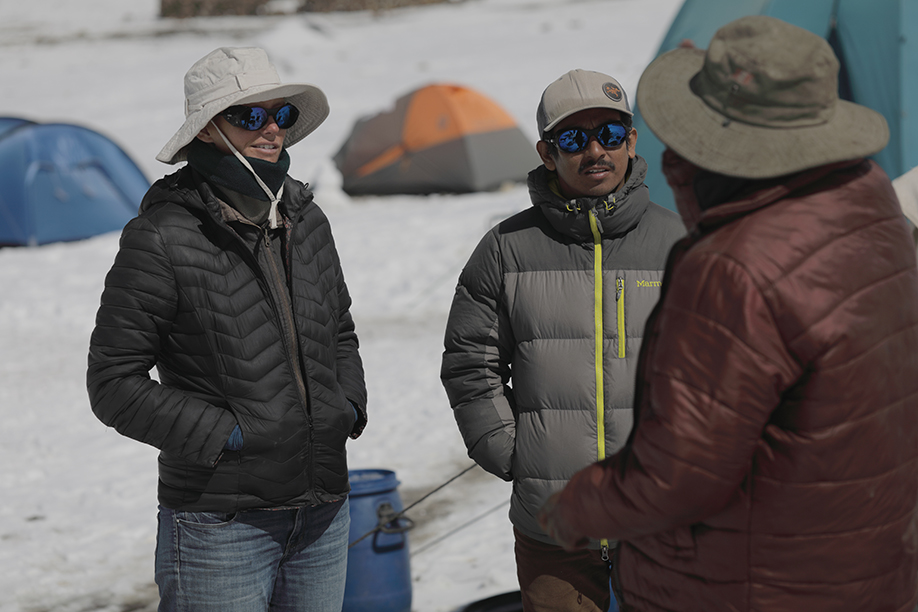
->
<box><xmin>343</xmin><ymin>469</ymin><xmax>412</xmax><ymax>612</ymax></box>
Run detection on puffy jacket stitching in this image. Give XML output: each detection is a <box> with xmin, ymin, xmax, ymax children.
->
<box><xmin>174</xmin><ymin>196</ymin><xmax>268</xmax><ymax>433</ymax></box>
<box><xmin>647</xmin><ymin>371</ymin><xmax>764</xmax><ymax>429</ymax></box>
<box><xmin>760</xmin><ymin>545</ymin><xmax>916</xmax><ymax>585</ymax></box>
<box><xmin>458</xmin><ymin>232</ymin><xmax>515</xmax><ymax>471</ymax></box>
<box><xmin>656</xmin><ymin>301</ymin><xmax>797</xmax><ymax>388</ymax></box>
<box><xmin>783</xmin><ymin>266</ymin><xmax>918</xmax><ymax>353</ymax></box>
<box><xmin>672</xmin><ymin>249</ymin><xmax>799</xmax><ymax>381</ymax></box>
<box><xmin>638</xmin><ymin>430</ymin><xmax>745</xmax><ymax>487</ymax></box>
<box><xmin>812</xmin><ymin>318</ymin><xmax>918</xmax><ymax>374</ymax></box>
<box><xmin>755</xmin><ymin>450</ymin><xmax>918</xmax><ymax>487</ymax></box>
<box><xmin>756</xmin><ymin>215</ymin><xmax>903</xmax><ymax>293</ymax></box>
<box><xmin>492</xmin><ymin>230</ymin><xmax>515</xmax><ymax>381</ymax></box>
<box><xmin>133</xmin><ymin>212</ymin><xmax>238</xmax><ymax>463</ymax></box>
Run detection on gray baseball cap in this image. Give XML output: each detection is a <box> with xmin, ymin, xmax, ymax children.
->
<box><xmin>537</xmin><ymin>69</ymin><xmax>633</xmax><ymax>135</ymax></box>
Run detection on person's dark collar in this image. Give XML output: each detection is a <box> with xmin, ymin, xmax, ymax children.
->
<box><xmin>528</xmin><ymin>155</ymin><xmax>651</xmax><ymax>242</ymax></box>
<box><xmin>694</xmin><ymin>159</ymin><xmax>869</xmax><ymax>230</ymax></box>
<box><xmin>693</xmin><ymin>170</ymin><xmax>761</xmax><ymax>212</ymax></box>
<box><xmin>186</xmin><ymin>138</ymin><xmax>290</xmax><ymax>209</ymax></box>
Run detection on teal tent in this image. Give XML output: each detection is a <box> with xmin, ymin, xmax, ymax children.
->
<box><xmin>633</xmin><ymin>0</ymin><xmax>918</xmax><ymax>212</ymax></box>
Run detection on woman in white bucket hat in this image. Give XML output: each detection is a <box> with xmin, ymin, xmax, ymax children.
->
<box><xmin>88</xmin><ymin>47</ymin><xmax>367</xmax><ymax>612</ymax></box>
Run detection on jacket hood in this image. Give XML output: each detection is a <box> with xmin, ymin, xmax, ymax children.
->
<box><xmin>528</xmin><ymin>154</ymin><xmax>652</xmax><ymax>242</ymax></box>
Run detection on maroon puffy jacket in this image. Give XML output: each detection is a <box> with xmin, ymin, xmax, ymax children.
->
<box><xmin>553</xmin><ymin>159</ymin><xmax>918</xmax><ymax>612</ymax></box>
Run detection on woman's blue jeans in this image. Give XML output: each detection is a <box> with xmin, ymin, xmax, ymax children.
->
<box><xmin>155</xmin><ymin>498</ymin><xmax>349</xmax><ymax>612</ymax></box>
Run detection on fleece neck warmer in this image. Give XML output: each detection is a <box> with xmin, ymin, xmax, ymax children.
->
<box><xmin>187</xmin><ymin>132</ymin><xmax>290</xmax><ymax>228</ymax></box>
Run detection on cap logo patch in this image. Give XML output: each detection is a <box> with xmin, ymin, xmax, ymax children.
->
<box><xmin>603</xmin><ymin>82</ymin><xmax>623</xmax><ymax>102</ymax></box>
<box><xmin>730</xmin><ymin>69</ymin><xmax>754</xmax><ymax>86</ymax></box>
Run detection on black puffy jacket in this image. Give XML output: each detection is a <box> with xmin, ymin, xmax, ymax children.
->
<box><xmin>87</xmin><ymin>166</ymin><xmax>367</xmax><ymax>511</ymax></box>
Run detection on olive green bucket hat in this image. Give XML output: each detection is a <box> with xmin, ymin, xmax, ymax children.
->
<box><xmin>637</xmin><ymin>15</ymin><xmax>889</xmax><ymax>179</ymax></box>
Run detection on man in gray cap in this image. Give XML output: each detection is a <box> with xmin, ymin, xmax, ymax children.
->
<box><xmin>538</xmin><ymin>16</ymin><xmax>918</xmax><ymax>612</ymax></box>
<box><xmin>87</xmin><ymin>47</ymin><xmax>367</xmax><ymax>611</ymax></box>
<box><xmin>441</xmin><ymin>69</ymin><xmax>684</xmax><ymax>611</ymax></box>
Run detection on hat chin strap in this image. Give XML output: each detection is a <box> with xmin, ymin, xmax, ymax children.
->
<box><xmin>211</xmin><ymin>122</ymin><xmax>284</xmax><ymax>229</ymax></box>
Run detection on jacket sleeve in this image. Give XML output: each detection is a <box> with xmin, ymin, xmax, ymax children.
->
<box><xmin>334</xmin><ymin>266</ymin><xmax>368</xmax><ymax>439</ymax></box>
<box><xmin>551</xmin><ymin>250</ymin><xmax>801</xmax><ymax>540</ymax></box>
<box><xmin>441</xmin><ymin>230</ymin><xmax>517</xmax><ymax>481</ymax></box>
<box><xmin>86</xmin><ymin>216</ymin><xmax>237</xmax><ymax>467</ymax></box>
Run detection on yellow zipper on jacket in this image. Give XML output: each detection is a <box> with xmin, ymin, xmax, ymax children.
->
<box><xmin>588</xmin><ymin>210</ymin><xmax>611</xmax><ymax>560</ymax></box>
<box><xmin>588</xmin><ymin>211</ymin><xmax>605</xmax><ymax>460</ymax></box>
<box><xmin>616</xmin><ymin>276</ymin><xmax>625</xmax><ymax>358</ymax></box>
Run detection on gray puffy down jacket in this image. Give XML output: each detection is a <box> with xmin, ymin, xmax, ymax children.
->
<box><xmin>441</xmin><ymin>156</ymin><xmax>684</xmax><ymax>544</ymax></box>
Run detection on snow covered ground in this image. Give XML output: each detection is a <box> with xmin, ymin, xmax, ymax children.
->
<box><xmin>0</xmin><ymin>1</ymin><xmax>681</xmax><ymax>610</ymax></box>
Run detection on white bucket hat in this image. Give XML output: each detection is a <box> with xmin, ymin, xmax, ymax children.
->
<box><xmin>156</xmin><ymin>47</ymin><xmax>329</xmax><ymax>164</ymax></box>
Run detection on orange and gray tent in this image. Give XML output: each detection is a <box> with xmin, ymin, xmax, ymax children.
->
<box><xmin>333</xmin><ymin>83</ymin><xmax>540</xmax><ymax>195</ymax></box>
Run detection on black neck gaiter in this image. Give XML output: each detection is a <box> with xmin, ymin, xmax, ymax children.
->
<box><xmin>187</xmin><ymin>138</ymin><xmax>290</xmax><ymax>202</ymax></box>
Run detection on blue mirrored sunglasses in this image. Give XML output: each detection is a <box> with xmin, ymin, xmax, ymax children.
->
<box><xmin>549</xmin><ymin>122</ymin><xmax>629</xmax><ymax>153</ymax></box>
<box><xmin>220</xmin><ymin>103</ymin><xmax>300</xmax><ymax>131</ymax></box>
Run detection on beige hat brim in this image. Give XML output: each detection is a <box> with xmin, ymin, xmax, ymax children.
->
<box><xmin>636</xmin><ymin>48</ymin><xmax>890</xmax><ymax>179</ymax></box>
<box><xmin>156</xmin><ymin>82</ymin><xmax>329</xmax><ymax>165</ymax></box>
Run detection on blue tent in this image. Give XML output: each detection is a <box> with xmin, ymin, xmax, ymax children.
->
<box><xmin>0</xmin><ymin>117</ymin><xmax>32</xmax><ymax>138</ymax></box>
<box><xmin>633</xmin><ymin>0</ymin><xmax>918</xmax><ymax>212</ymax></box>
<box><xmin>0</xmin><ymin>119</ymin><xmax>149</xmax><ymax>246</ymax></box>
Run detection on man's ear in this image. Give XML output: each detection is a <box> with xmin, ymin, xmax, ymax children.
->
<box><xmin>536</xmin><ymin>140</ymin><xmax>557</xmax><ymax>171</ymax></box>
<box><xmin>627</xmin><ymin>127</ymin><xmax>638</xmax><ymax>159</ymax></box>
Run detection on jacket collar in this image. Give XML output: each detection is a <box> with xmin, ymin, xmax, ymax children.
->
<box><xmin>140</xmin><ymin>166</ymin><xmax>313</xmax><ymax>226</ymax></box>
<box><xmin>695</xmin><ymin>159</ymin><xmax>869</xmax><ymax>234</ymax></box>
<box><xmin>528</xmin><ymin>154</ymin><xmax>652</xmax><ymax>242</ymax></box>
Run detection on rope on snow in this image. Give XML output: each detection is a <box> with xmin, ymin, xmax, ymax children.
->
<box><xmin>347</xmin><ymin>463</ymin><xmax>481</xmax><ymax>550</ymax></box>
<box><xmin>409</xmin><ymin>498</ymin><xmax>510</xmax><ymax>557</ymax></box>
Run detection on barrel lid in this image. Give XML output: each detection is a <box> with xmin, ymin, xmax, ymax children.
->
<box><xmin>348</xmin><ymin>469</ymin><xmax>401</xmax><ymax>496</ymax></box>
